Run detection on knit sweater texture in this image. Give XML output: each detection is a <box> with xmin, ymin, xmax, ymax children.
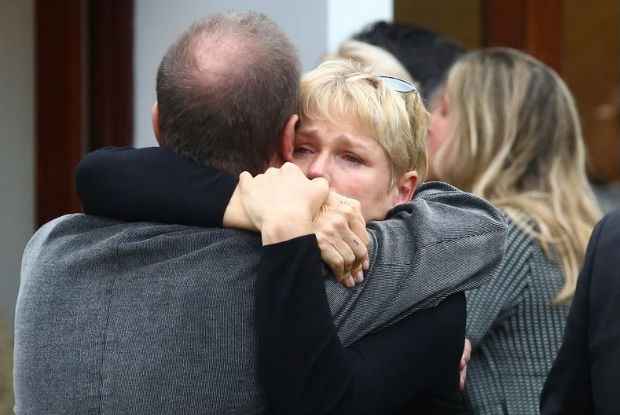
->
<box><xmin>14</xmin><ymin>182</ymin><xmax>506</xmax><ymax>414</ymax></box>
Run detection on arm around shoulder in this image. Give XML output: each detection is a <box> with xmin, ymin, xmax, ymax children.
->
<box><xmin>326</xmin><ymin>182</ymin><xmax>507</xmax><ymax>345</ymax></box>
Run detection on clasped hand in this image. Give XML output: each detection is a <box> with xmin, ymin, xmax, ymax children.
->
<box><xmin>224</xmin><ymin>163</ymin><xmax>369</xmax><ymax>287</ymax></box>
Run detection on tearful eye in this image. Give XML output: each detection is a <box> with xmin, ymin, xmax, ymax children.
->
<box><xmin>342</xmin><ymin>153</ymin><xmax>364</xmax><ymax>165</ymax></box>
<box><xmin>293</xmin><ymin>146</ymin><xmax>313</xmax><ymax>157</ymax></box>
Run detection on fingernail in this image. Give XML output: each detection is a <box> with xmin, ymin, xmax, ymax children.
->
<box><xmin>363</xmin><ymin>259</ymin><xmax>370</xmax><ymax>270</ymax></box>
<box><xmin>347</xmin><ymin>276</ymin><xmax>355</xmax><ymax>288</ymax></box>
<box><xmin>355</xmin><ymin>270</ymin><xmax>364</xmax><ymax>283</ymax></box>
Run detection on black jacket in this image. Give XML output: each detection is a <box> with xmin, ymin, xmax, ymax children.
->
<box><xmin>541</xmin><ymin>210</ymin><xmax>620</xmax><ymax>414</ymax></box>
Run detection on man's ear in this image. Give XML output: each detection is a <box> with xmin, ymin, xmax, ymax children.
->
<box><xmin>280</xmin><ymin>114</ymin><xmax>299</xmax><ymax>162</ymax></box>
<box><xmin>151</xmin><ymin>102</ymin><xmax>163</xmax><ymax>145</ymax></box>
<box><xmin>393</xmin><ymin>170</ymin><xmax>418</xmax><ymax>205</ymax></box>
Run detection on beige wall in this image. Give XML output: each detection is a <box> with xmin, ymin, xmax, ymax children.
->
<box><xmin>0</xmin><ymin>0</ymin><xmax>35</xmax><ymax>331</ymax></box>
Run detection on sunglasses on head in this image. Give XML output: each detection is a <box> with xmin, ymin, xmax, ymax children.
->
<box><xmin>377</xmin><ymin>75</ymin><xmax>419</xmax><ymax>95</ymax></box>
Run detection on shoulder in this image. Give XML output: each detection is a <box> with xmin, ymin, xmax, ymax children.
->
<box><xmin>494</xmin><ymin>219</ymin><xmax>538</xmax><ymax>283</ymax></box>
<box><xmin>504</xmin><ymin>219</ymin><xmax>538</xmax><ymax>253</ymax></box>
<box><xmin>593</xmin><ymin>209</ymin><xmax>620</xmax><ymax>245</ymax></box>
<box><xmin>23</xmin><ymin>214</ymin><xmax>113</xmax><ymax>263</ymax></box>
<box><xmin>414</xmin><ymin>181</ymin><xmax>497</xmax><ymax>210</ymax></box>
<box><xmin>384</xmin><ymin>181</ymin><xmax>507</xmax><ymax>238</ymax></box>
<box><xmin>585</xmin><ymin>210</ymin><xmax>620</xmax><ymax>277</ymax></box>
<box><xmin>414</xmin><ymin>181</ymin><xmax>462</xmax><ymax>198</ymax></box>
<box><xmin>24</xmin><ymin>214</ymin><xmax>260</xmax><ymax>267</ymax></box>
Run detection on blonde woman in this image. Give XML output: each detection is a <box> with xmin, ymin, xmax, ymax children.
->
<box><xmin>429</xmin><ymin>48</ymin><xmax>602</xmax><ymax>414</ymax></box>
<box><xmin>75</xmin><ymin>59</ymin><xmax>507</xmax><ymax>413</ymax></box>
<box><xmin>328</xmin><ymin>39</ymin><xmax>416</xmax><ymax>84</ymax></box>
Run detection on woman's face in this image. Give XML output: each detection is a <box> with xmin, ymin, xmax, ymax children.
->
<box><xmin>292</xmin><ymin>116</ymin><xmax>404</xmax><ymax>221</ymax></box>
<box><xmin>427</xmin><ymin>92</ymin><xmax>453</xmax><ymax>180</ymax></box>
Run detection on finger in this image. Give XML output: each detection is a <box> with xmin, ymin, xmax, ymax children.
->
<box><xmin>311</xmin><ymin>177</ymin><xmax>329</xmax><ymax>194</ymax></box>
<box><xmin>330</xmin><ymin>217</ymin><xmax>367</xmax><ymax>262</ymax></box>
<box><xmin>460</xmin><ymin>366</ymin><xmax>467</xmax><ymax>391</ymax></box>
<box><xmin>346</xmin><ymin>225</ymin><xmax>368</xmax><ymax>263</ymax></box>
<box><xmin>309</xmin><ymin>178</ymin><xmax>329</xmax><ymax>207</ymax></box>
<box><xmin>282</xmin><ymin>161</ymin><xmax>304</xmax><ymax>177</ymax></box>
<box><xmin>317</xmin><ymin>238</ymin><xmax>346</xmax><ymax>280</ymax></box>
<box><xmin>239</xmin><ymin>171</ymin><xmax>253</xmax><ymax>184</ymax></box>
<box><xmin>348</xmin><ymin>238</ymin><xmax>367</xmax><ymax>277</ymax></box>
<box><xmin>332</xmin><ymin>218</ymin><xmax>367</xmax><ymax>274</ymax></box>
<box><xmin>324</xmin><ymin>211</ymin><xmax>363</xmax><ymax>271</ymax></box>
<box><xmin>334</xmin><ymin>197</ymin><xmax>368</xmax><ymax>248</ymax></box>
<box><xmin>329</xmin><ymin>236</ymin><xmax>357</xmax><ymax>277</ymax></box>
<box><xmin>238</xmin><ymin>171</ymin><xmax>253</xmax><ymax>193</ymax></box>
<box><xmin>281</xmin><ymin>161</ymin><xmax>296</xmax><ymax>171</ymax></box>
<box><xmin>463</xmin><ymin>339</ymin><xmax>472</xmax><ymax>362</ymax></box>
<box><xmin>350</xmin><ymin>216</ymin><xmax>369</xmax><ymax>247</ymax></box>
<box><xmin>345</xmin><ymin>276</ymin><xmax>355</xmax><ymax>288</ymax></box>
<box><xmin>352</xmin><ymin>266</ymin><xmax>364</xmax><ymax>284</ymax></box>
<box><xmin>338</xmin><ymin>272</ymin><xmax>355</xmax><ymax>288</ymax></box>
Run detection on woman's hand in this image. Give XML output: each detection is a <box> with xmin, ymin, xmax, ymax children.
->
<box><xmin>226</xmin><ymin>163</ymin><xmax>370</xmax><ymax>286</ymax></box>
<box><xmin>313</xmin><ymin>192</ymin><xmax>369</xmax><ymax>288</ymax></box>
<box><xmin>459</xmin><ymin>338</ymin><xmax>472</xmax><ymax>391</ymax></box>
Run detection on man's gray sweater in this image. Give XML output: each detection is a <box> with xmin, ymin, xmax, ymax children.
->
<box><xmin>14</xmin><ymin>182</ymin><xmax>506</xmax><ymax>414</ymax></box>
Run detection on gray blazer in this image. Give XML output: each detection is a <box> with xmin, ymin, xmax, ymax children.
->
<box><xmin>14</xmin><ymin>182</ymin><xmax>506</xmax><ymax>414</ymax></box>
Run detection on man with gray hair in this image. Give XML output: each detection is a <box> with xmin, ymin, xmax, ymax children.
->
<box><xmin>14</xmin><ymin>12</ymin><xmax>505</xmax><ymax>414</ymax></box>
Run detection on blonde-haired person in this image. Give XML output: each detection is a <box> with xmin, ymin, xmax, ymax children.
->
<box><xmin>429</xmin><ymin>47</ymin><xmax>602</xmax><ymax>414</ymax></box>
<box><xmin>293</xmin><ymin>59</ymin><xmax>428</xmax><ymax>221</ymax></box>
<box><xmin>327</xmin><ymin>39</ymin><xmax>416</xmax><ymax>84</ymax></box>
<box><xmin>75</xmin><ymin>58</ymin><xmax>508</xmax><ymax>413</ymax></box>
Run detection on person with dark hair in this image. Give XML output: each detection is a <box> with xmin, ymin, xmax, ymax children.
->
<box><xmin>15</xmin><ymin>12</ymin><xmax>505</xmax><ymax>415</ymax></box>
<box><xmin>353</xmin><ymin>21</ymin><xmax>465</xmax><ymax>102</ymax></box>
<box><xmin>540</xmin><ymin>210</ymin><xmax>620</xmax><ymax>414</ymax></box>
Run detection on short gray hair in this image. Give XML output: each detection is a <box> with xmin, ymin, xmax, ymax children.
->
<box><xmin>156</xmin><ymin>12</ymin><xmax>300</xmax><ymax>175</ymax></box>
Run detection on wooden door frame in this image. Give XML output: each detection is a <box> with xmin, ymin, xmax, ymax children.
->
<box><xmin>36</xmin><ymin>0</ymin><xmax>134</xmax><ymax>226</ymax></box>
<box><xmin>482</xmin><ymin>0</ymin><xmax>563</xmax><ymax>73</ymax></box>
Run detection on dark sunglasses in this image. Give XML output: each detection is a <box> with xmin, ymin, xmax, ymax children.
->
<box><xmin>377</xmin><ymin>75</ymin><xmax>419</xmax><ymax>95</ymax></box>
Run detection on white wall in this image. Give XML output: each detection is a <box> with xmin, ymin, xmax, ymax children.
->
<box><xmin>133</xmin><ymin>0</ymin><xmax>392</xmax><ymax>148</ymax></box>
<box><xmin>134</xmin><ymin>0</ymin><xmax>328</xmax><ymax>148</ymax></box>
<box><xmin>326</xmin><ymin>0</ymin><xmax>392</xmax><ymax>54</ymax></box>
<box><xmin>0</xmin><ymin>0</ymin><xmax>35</xmax><ymax>330</ymax></box>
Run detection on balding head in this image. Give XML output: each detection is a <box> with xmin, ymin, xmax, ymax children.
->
<box><xmin>156</xmin><ymin>12</ymin><xmax>300</xmax><ymax>175</ymax></box>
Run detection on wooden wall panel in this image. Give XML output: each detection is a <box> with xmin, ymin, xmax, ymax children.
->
<box><xmin>562</xmin><ymin>0</ymin><xmax>620</xmax><ymax>182</ymax></box>
<box><xmin>483</xmin><ymin>0</ymin><xmax>563</xmax><ymax>72</ymax></box>
<box><xmin>89</xmin><ymin>0</ymin><xmax>134</xmax><ymax>150</ymax></box>
<box><xmin>36</xmin><ymin>0</ymin><xmax>134</xmax><ymax>227</ymax></box>
<box><xmin>395</xmin><ymin>0</ymin><xmax>482</xmax><ymax>50</ymax></box>
<box><xmin>395</xmin><ymin>0</ymin><xmax>620</xmax><ymax>182</ymax></box>
<box><xmin>36</xmin><ymin>0</ymin><xmax>86</xmax><ymax>225</ymax></box>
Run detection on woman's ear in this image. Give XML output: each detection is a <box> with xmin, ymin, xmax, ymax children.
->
<box><xmin>393</xmin><ymin>171</ymin><xmax>418</xmax><ymax>205</ymax></box>
<box><xmin>151</xmin><ymin>102</ymin><xmax>162</xmax><ymax>145</ymax></box>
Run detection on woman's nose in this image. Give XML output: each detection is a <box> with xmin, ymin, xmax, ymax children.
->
<box><xmin>306</xmin><ymin>154</ymin><xmax>331</xmax><ymax>182</ymax></box>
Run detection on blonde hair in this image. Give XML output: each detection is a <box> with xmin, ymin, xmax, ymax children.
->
<box><xmin>299</xmin><ymin>59</ymin><xmax>429</xmax><ymax>182</ymax></box>
<box><xmin>437</xmin><ymin>48</ymin><xmax>601</xmax><ymax>302</ymax></box>
<box><xmin>328</xmin><ymin>40</ymin><xmax>416</xmax><ymax>85</ymax></box>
